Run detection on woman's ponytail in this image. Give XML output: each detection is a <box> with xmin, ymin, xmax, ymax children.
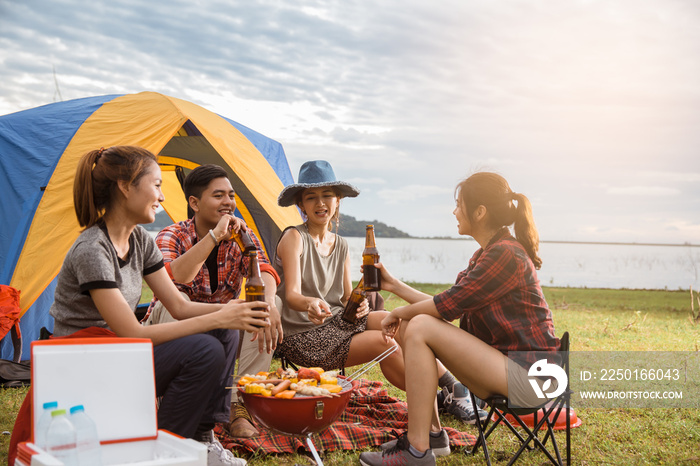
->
<box><xmin>73</xmin><ymin>146</ymin><xmax>157</xmax><ymax>229</ymax></box>
<box><xmin>511</xmin><ymin>192</ymin><xmax>542</xmax><ymax>269</ymax></box>
<box><xmin>73</xmin><ymin>148</ymin><xmax>102</xmax><ymax>228</ymax></box>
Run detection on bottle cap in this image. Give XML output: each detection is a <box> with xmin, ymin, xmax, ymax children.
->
<box><xmin>69</xmin><ymin>405</ymin><xmax>85</xmax><ymax>414</ymax></box>
<box><xmin>43</xmin><ymin>401</ymin><xmax>58</xmax><ymax>410</ymax></box>
<box><xmin>51</xmin><ymin>409</ymin><xmax>67</xmax><ymax>417</ymax></box>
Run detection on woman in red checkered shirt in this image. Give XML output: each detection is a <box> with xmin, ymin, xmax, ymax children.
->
<box><xmin>360</xmin><ymin>172</ymin><xmax>560</xmax><ymax>466</ymax></box>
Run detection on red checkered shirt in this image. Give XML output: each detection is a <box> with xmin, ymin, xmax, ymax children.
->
<box><xmin>146</xmin><ymin>218</ymin><xmax>275</xmax><ymax>315</ymax></box>
<box><xmin>433</xmin><ymin>228</ymin><xmax>559</xmax><ymax>355</ymax></box>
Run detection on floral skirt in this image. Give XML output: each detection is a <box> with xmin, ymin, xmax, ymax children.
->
<box><xmin>278</xmin><ymin>314</ymin><xmax>368</xmax><ymax>370</ymax></box>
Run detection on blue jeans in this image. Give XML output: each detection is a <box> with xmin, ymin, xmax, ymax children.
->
<box><xmin>153</xmin><ymin>329</ymin><xmax>239</xmax><ymax>438</ymax></box>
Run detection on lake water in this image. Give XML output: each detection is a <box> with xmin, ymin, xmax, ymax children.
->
<box><xmin>344</xmin><ymin>237</ymin><xmax>700</xmax><ymax>291</ymax></box>
<box><xmin>147</xmin><ymin>231</ymin><xmax>699</xmax><ymax>290</ymax></box>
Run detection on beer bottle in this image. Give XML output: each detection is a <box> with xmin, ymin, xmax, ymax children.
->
<box><xmin>245</xmin><ymin>251</ymin><xmax>266</xmax><ymax>328</ymax></box>
<box><xmin>362</xmin><ymin>225</ymin><xmax>381</xmax><ymax>291</ymax></box>
<box><xmin>231</xmin><ymin>227</ymin><xmax>257</xmax><ymax>254</ymax></box>
<box><xmin>341</xmin><ymin>278</ymin><xmax>366</xmax><ymax>324</ymax></box>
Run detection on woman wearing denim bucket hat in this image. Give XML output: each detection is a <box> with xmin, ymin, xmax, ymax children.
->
<box><xmin>273</xmin><ymin>160</ymin><xmax>409</xmax><ymax>386</ymax></box>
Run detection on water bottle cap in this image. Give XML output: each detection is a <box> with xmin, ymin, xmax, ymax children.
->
<box><xmin>42</xmin><ymin>401</ymin><xmax>58</xmax><ymax>410</ymax></box>
<box><xmin>69</xmin><ymin>405</ymin><xmax>85</xmax><ymax>414</ymax></box>
<box><xmin>51</xmin><ymin>409</ymin><xmax>67</xmax><ymax>417</ymax></box>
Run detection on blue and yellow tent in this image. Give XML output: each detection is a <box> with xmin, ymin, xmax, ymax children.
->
<box><xmin>0</xmin><ymin>91</ymin><xmax>301</xmax><ymax>360</ymax></box>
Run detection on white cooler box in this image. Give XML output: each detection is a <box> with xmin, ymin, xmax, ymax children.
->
<box><xmin>15</xmin><ymin>337</ymin><xmax>207</xmax><ymax>465</ymax></box>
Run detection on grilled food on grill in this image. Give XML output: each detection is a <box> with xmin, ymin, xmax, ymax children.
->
<box><xmin>237</xmin><ymin>366</ymin><xmax>342</xmax><ymax>398</ymax></box>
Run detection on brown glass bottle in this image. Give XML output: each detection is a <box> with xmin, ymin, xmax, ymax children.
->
<box><xmin>245</xmin><ymin>251</ymin><xmax>266</xmax><ymax>328</ymax></box>
<box><xmin>362</xmin><ymin>225</ymin><xmax>381</xmax><ymax>291</ymax></box>
<box><xmin>341</xmin><ymin>278</ymin><xmax>366</xmax><ymax>324</ymax></box>
<box><xmin>231</xmin><ymin>227</ymin><xmax>256</xmax><ymax>254</ymax></box>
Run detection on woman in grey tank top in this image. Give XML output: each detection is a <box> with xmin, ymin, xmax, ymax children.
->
<box><xmin>275</xmin><ymin>161</ymin><xmax>467</xmax><ymax>451</ymax></box>
<box><xmin>275</xmin><ymin>161</ymin><xmax>410</xmax><ymax>390</ymax></box>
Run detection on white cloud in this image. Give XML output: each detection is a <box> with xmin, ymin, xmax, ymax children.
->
<box><xmin>377</xmin><ymin>185</ymin><xmax>453</xmax><ymax>204</ymax></box>
<box><xmin>638</xmin><ymin>171</ymin><xmax>700</xmax><ymax>183</ymax></box>
<box><xmin>607</xmin><ymin>186</ymin><xmax>680</xmax><ymax>196</ymax></box>
<box><xmin>1</xmin><ymin>0</ymin><xmax>699</xmax><ymax>242</ymax></box>
<box><xmin>348</xmin><ymin>177</ymin><xmax>385</xmax><ymax>185</ymax></box>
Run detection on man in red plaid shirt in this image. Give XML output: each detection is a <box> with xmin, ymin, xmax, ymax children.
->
<box><xmin>146</xmin><ymin>164</ymin><xmax>282</xmax><ymax>439</ymax></box>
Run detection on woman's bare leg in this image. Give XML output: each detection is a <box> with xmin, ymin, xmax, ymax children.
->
<box><xmin>402</xmin><ymin>314</ymin><xmax>508</xmax><ymax>452</ymax></box>
<box><xmin>396</xmin><ymin>316</ymin><xmax>443</xmax><ymax>432</ymax></box>
<box><xmin>346</xmin><ymin>312</ymin><xmax>406</xmax><ymax>389</ymax></box>
<box><xmin>346</xmin><ymin>311</ymin><xmax>452</xmax><ymax>391</ymax></box>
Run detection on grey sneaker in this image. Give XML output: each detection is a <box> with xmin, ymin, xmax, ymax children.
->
<box><xmin>438</xmin><ymin>384</ymin><xmax>486</xmax><ymax>411</ymax></box>
<box><xmin>442</xmin><ymin>385</ymin><xmax>488</xmax><ymax>425</ymax></box>
<box><xmin>200</xmin><ymin>430</ymin><xmax>247</xmax><ymax>466</ymax></box>
<box><xmin>380</xmin><ymin>429</ymin><xmax>450</xmax><ymax>457</ymax></box>
<box><xmin>359</xmin><ymin>433</ymin><xmax>436</xmax><ymax>466</ymax></box>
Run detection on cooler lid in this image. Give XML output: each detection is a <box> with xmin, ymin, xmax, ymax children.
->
<box><xmin>31</xmin><ymin>338</ymin><xmax>157</xmax><ymax>443</ymax></box>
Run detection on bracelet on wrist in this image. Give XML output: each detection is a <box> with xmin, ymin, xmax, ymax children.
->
<box><xmin>208</xmin><ymin>229</ymin><xmax>219</xmax><ymax>245</ymax></box>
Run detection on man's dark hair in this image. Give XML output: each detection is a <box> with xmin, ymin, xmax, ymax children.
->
<box><xmin>184</xmin><ymin>164</ymin><xmax>230</xmax><ymax>199</ymax></box>
<box><xmin>184</xmin><ymin>164</ymin><xmax>231</xmax><ymax>218</ymax></box>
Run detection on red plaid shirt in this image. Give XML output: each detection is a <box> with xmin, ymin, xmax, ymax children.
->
<box><xmin>147</xmin><ymin>219</ymin><xmax>275</xmax><ymax>313</ymax></box>
<box><xmin>433</xmin><ymin>228</ymin><xmax>559</xmax><ymax>355</ymax></box>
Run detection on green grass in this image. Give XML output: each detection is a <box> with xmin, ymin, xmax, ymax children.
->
<box><xmin>1</xmin><ymin>387</ymin><xmax>27</xmax><ymax>464</ymax></box>
<box><xmin>544</xmin><ymin>287</ymin><xmax>700</xmax><ymax>351</ymax></box>
<box><xmin>3</xmin><ymin>285</ymin><xmax>700</xmax><ymax>465</ymax></box>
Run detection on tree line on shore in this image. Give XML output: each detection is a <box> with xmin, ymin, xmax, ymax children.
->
<box><xmin>146</xmin><ymin>211</ymin><xmax>412</xmax><ymax>238</ymax></box>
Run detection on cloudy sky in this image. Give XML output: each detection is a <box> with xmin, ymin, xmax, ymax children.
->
<box><xmin>1</xmin><ymin>0</ymin><xmax>699</xmax><ymax>243</ymax></box>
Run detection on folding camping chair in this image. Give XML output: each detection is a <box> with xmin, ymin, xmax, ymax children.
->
<box><xmin>470</xmin><ymin>331</ymin><xmax>572</xmax><ymax>465</ymax></box>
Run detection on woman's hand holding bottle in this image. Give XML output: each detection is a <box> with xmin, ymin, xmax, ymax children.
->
<box><xmin>220</xmin><ymin>299</ymin><xmax>270</xmax><ymax>332</ymax></box>
<box><xmin>361</xmin><ymin>262</ymin><xmax>399</xmax><ymax>294</ymax></box>
<box><xmin>355</xmin><ymin>298</ymin><xmax>370</xmax><ymax>320</ymax></box>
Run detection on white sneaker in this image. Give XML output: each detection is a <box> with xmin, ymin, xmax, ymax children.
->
<box><xmin>200</xmin><ymin>431</ymin><xmax>247</xmax><ymax>466</ymax></box>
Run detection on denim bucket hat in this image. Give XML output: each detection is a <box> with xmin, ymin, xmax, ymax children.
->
<box><xmin>277</xmin><ymin>160</ymin><xmax>360</xmax><ymax>207</ymax></box>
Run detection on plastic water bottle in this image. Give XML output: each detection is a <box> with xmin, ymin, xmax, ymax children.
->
<box><xmin>45</xmin><ymin>409</ymin><xmax>78</xmax><ymax>465</ymax></box>
<box><xmin>34</xmin><ymin>400</ymin><xmax>58</xmax><ymax>449</ymax></box>
<box><xmin>70</xmin><ymin>405</ymin><xmax>103</xmax><ymax>466</ymax></box>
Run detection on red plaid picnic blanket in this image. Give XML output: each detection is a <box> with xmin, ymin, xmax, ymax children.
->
<box><xmin>216</xmin><ymin>379</ymin><xmax>476</xmax><ymax>456</ymax></box>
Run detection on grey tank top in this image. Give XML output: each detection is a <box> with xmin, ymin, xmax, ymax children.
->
<box><xmin>275</xmin><ymin>224</ymin><xmax>348</xmax><ymax>337</ymax></box>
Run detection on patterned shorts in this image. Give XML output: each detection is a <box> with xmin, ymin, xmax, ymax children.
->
<box><xmin>278</xmin><ymin>314</ymin><xmax>368</xmax><ymax>370</ymax></box>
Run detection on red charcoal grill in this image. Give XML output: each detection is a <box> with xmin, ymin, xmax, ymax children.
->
<box><xmin>238</xmin><ymin>346</ymin><xmax>398</xmax><ymax>465</ymax></box>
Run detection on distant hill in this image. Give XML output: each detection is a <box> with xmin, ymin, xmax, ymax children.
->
<box><xmin>338</xmin><ymin>213</ymin><xmax>411</xmax><ymax>238</ymax></box>
<box><xmin>145</xmin><ymin>211</ymin><xmax>412</xmax><ymax>238</ymax></box>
